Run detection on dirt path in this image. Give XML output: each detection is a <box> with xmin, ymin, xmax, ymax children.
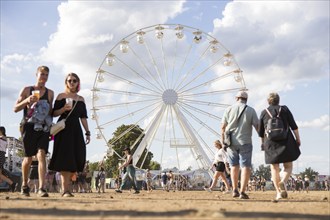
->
<box><xmin>1</xmin><ymin>190</ymin><xmax>329</xmax><ymax>220</ymax></box>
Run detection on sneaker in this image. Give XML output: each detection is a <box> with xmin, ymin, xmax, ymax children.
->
<box><xmin>21</xmin><ymin>186</ymin><xmax>30</xmax><ymax>197</ymax></box>
<box><xmin>133</xmin><ymin>190</ymin><xmax>140</xmax><ymax>194</ymax></box>
<box><xmin>239</xmin><ymin>192</ymin><xmax>249</xmax><ymax>199</ymax></box>
<box><xmin>276</xmin><ymin>192</ymin><xmax>282</xmax><ymax>200</ymax></box>
<box><xmin>62</xmin><ymin>191</ymin><xmax>74</xmax><ymax>197</ymax></box>
<box><xmin>223</xmin><ymin>190</ymin><xmax>231</xmax><ymax>194</ymax></box>
<box><xmin>232</xmin><ymin>189</ymin><xmax>239</xmax><ymax>198</ymax></box>
<box><xmin>204</xmin><ymin>187</ymin><xmax>212</xmax><ymax>193</ymax></box>
<box><xmin>115</xmin><ymin>189</ymin><xmax>122</xmax><ymax>193</ymax></box>
<box><xmin>279</xmin><ymin>182</ymin><xmax>288</xmax><ymax>198</ymax></box>
<box><xmin>10</xmin><ymin>182</ymin><xmax>17</xmax><ymax>192</ymax></box>
<box><xmin>37</xmin><ymin>188</ymin><xmax>49</xmax><ymax>197</ymax></box>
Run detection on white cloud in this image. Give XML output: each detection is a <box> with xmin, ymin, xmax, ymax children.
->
<box><xmin>212</xmin><ymin>1</ymin><xmax>329</xmax><ymax>100</ymax></box>
<box><xmin>40</xmin><ymin>1</ymin><xmax>185</xmax><ymax>84</ymax></box>
<box><xmin>294</xmin><ymin>154</ymin><xmax>330</xmax><ymax>174</ymax></box>
<box><xmin>162</xmin><ymin>149</ymin><xmax>199</xmax><ymax>170</ymax></box>
<box><xmin>297</xmin><ymin>115</ymin><xmax>329</xmax><ymax>131</ymax></box>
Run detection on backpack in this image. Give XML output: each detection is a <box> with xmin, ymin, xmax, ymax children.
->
<box><xmin>265</xmin><ymin>107</ymin><xmax>288</xmax><ymax>141</ymax></box>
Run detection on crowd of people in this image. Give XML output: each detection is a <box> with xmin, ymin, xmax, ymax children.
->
<box><xmin>0</xmin><ymin>65</ymin><xmax>326</xmax><ymax>201</ymax></box>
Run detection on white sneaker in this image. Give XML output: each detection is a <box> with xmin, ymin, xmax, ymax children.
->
<box><xmin>276</xmin><ymin>192</ymin><xmax>282</xmax><ymax>200</ymax></box>
<box><xmin>204</xmin><ymin>187</ymin><xmax>212</xmax><ymax>192</ymax></box>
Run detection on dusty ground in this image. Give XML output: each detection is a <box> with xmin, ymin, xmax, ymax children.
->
<box><xmin>0</xmin><ymin>189</ymin><xmax>329</xmax><ymax>220</ymax></box>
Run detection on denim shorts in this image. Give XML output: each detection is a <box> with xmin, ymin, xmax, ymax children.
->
<box><xmin>226</xmin><ymin>144</ymin><xmax>253</xmax><ymax>168</ymax></box>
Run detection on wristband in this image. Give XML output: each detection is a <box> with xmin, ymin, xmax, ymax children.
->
<box><xmin>85</xmin><ymin>131</ymin><xmax>91</xmax><ymax>136</ymax></box>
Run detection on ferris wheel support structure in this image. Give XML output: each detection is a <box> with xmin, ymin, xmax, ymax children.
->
<box><xmin>172</xmin><ymin>105</ymin><xmax>213</xmax><ymax>176</ymax></box>
<box><xmin>132</xmin><ymin>105</ymin><xmax>166</xmax><ymax>167</ymax></box>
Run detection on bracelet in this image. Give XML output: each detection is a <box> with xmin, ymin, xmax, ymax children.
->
<box><xmin>85</xmin><ymin>131</ymin><xmax>91</xmax><ymax>136</ymax></box>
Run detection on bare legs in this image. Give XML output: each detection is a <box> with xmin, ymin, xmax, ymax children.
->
<box><xmin>209</xmin><ymin>171</ymin><xmax>230</xmax><ymax>191</ymax></box>
<box><xmin>231</xmin><ymin>165</ymin><xmax>251</xmax><ymax>193</ymax></box>
<box><xmin>37</xmin><ymin>149</ymin><xmax>47</xmax><ymax>189</ymax></box>
<box><xmin>0</xmin><ymin>171</ymin><xmax>13</xmax><ymax>185</ymax></box>
<box><xmin>271</xmin><ymin>162</ymin><xmax>292</xmax><ymax>198</ymax></box>
<box><xmin>61</xmin><ymin>171</ymin><xmax>72</xmax><ymax>193</ymax></box>
<box><xmin>21</xmin><ymin>149</ymin><xmax>47</xmax><ymax>189</ymax></box>
<box><xmin>281</xmin><ymin>162</ymin><xmax>293</xmax><ymax>183</ymax></box>
<box><xmin>21</xmin><ymin>157</ymin><xmax>32</xmax><ymax>187</ymax></box>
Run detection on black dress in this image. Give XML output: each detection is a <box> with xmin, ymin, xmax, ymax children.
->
<box><xmin>49</xmin><ymin>99</ymin><xmax>88</xmax><ymax>172</ymax></box>
<box><xmin>258</xmin><ymin>105</ymin><xmax>301</xmax><ymax>164</ymax></box>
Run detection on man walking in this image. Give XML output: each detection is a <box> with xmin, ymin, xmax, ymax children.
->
<box><xmin>221</xmin><ymin>91</ymin><xmax>258</xmax><ymax>199</ymax></box>
<box><xmin>14</xmin><ymin>66</ymin><xmax>54</xmax><ymax>197</ymax></box>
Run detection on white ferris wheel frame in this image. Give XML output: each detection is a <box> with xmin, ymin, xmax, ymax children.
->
<box><xmin>91</xmin><ymin>24</ymin><xmax>246</xmax><ymax>173</ymax></box>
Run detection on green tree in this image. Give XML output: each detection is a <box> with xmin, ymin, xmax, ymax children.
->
<box><xmin>89</xmin><ymin>161</ymin><xmax>99</xmax><ymax>173</ymax></box>
<box><xmin>254</xmin><ymin>164</ymin><xmax>271</xmax><ymax>180</ymax></box>
<box><xmin>300</xmin><ymin>167</ymin><xmax>319</xmax><ymax>181</ymax></box>
<box><xmin>149</xmin><ymin>160</ymin><xmax>161</xmax><ymax>170</ymax></box>
<box><xmin>104</xmin><ymin>124</ymin><xmax>156</xmax><ymax>177</ymax></box>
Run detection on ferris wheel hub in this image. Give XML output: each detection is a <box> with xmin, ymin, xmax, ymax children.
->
<box><xmin>162</xmin><ymin>89</ymin><xmax>178</xmax><ymax>105</ymax></box>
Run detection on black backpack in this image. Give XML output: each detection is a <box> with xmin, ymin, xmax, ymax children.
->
<box><xmin>265</xmin><ymin>107</ymin><xmax>288</xmax><ymax>141</ymax></box>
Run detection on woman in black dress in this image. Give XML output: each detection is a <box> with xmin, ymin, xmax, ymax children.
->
<box><xmin>258</xmin><ymin>92</ymin><xmax>301</xmax><ymax>200</ymax></box>
<box><xmin>49</xmin><ymin>73</ymin><xmax>90</xmax><ymax>197</ymax></box>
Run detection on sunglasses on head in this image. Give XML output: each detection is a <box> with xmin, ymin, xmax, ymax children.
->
<box><xmin>67</xmin><ymin>79</ymin><xmax>77</xmax><ymax>83</ymax></box>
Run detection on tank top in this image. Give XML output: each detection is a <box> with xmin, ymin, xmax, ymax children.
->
<box><xmin>128</xmin><ymin>155</ymin><xmax>133</xmax><ymax>165</ymax></box>
<box><xmin>23</xmin><ymin>86</ymin><xmax>49</xmax><ymax>118</ymax></box>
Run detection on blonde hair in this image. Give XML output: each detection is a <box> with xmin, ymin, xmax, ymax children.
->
<box><xmin>65</xmin><ymin>72</ymin><xmax>80</xmax><ymax>93</ymax></box>
<box><xmin>214</xmin><ymin>140</ymin><xmax>222</xmax><ymax>149</ymax></box>
<box><xmin>267</xmin><ymin>92</ymin><xmax>280</xmax><ymax>105</ymax></box>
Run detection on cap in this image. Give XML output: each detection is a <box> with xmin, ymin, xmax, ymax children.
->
<box><xmin>236</xmin><ymin>91</ymin><xmax>248</xmax><ymax>99</ymax></box>
<box><xmin>0</xmin><ymin>126</ymin><xmax>6</xmax><ymax>136</ymax></box>
<box><xmin>123</xmin><ymin>147</ymin><xmax>130</xmax><ymax>151</ymax></box>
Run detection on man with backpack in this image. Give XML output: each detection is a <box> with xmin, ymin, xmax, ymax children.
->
<box><xmin>221</xmin><ymin>91</ymin><xmax>259</xmax><ymax>199</ymax></box>
<box><xmin>258</xmin><ymin>92</ymin><xmax>301</xmax><ymax>200</ymax></box>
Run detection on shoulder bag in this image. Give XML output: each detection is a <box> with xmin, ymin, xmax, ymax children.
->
<box><xmin>50</xmin><ymin>98</ymin><xmax>78</xmax><ymax>136</ymax></box>
<box><xmin>223</xmin><ymin>105</ymin><xmax>247</xmax><ymax>146</ymax></box>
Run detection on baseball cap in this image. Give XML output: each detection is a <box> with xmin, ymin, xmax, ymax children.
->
<box><xmin>235</xmin><ymin>91</ymin><xmax>248</xmax><ymax>99</ymax></box>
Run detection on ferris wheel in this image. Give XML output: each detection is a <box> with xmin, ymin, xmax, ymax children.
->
<box><xmin>91</xmin><ymin>24</ymin><xmax>246</xmax><ymax>171</ymax></box>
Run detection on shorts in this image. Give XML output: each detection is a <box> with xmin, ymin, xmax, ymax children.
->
<box><xmin>226</xmin><ymin>143</ymin><xmax>253</xmax><ymax>168</ymax></box>
<box><xmin>214</xmin><ymin>161</ymin><xmax>225</xmax><ymax>172</ymax></box>
<box><xmin>22</xmin><ymin>123</ymin><xmax>50</xmax><ymax>157</ymax></box>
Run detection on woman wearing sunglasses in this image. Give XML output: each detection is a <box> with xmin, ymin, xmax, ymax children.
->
<box><xmin>48</xmin><ymin>73</ymin><xmax>90</xmax><ymax>197</ymax></box>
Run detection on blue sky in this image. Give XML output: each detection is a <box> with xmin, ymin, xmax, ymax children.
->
<box><xmin>1</xmin><ymin>1</ymin><xmax>329</xmax><ymax>174</ymax></box>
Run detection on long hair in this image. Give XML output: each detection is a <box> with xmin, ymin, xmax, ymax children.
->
<box><xmin>214</xmin><ymin>140</ymin><xmax>222</xmax><ymax>149</ymax></box>
<box><xmin>65</xmin><ymin>72</ymin><xmax>80</xmax><ymax>93</ymax></box>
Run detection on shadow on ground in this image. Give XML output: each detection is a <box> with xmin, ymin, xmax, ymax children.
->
<box><xmin>1</xmin><ymin>208</ymin><xmax>329</xmax><ymax>219</ymax></box>
<box><xmin>223</xmin><ymin>211</ymin><xmax>329</xmax><ymax>220</ymax></box>
<box><xmin>0</xmin><ymin>208</ymin><xmax>197</xmax><ymax>218</ymax></box>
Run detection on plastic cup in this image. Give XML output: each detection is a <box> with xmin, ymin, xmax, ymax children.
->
<box><xmin>32</xmin><ymin>90</ymin><xmax>40</xmax><ymax>100</ymax></box>
<box><xmin>66</xmin><ymin>98</ymin><xmax>73</xmax><ymax>108</ymax></box>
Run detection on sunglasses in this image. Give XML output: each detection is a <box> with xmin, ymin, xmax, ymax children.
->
<box><xmin>67</xmin><ymin>79</ymin><xmax>78</xmax><ymax>84</ymax></box>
